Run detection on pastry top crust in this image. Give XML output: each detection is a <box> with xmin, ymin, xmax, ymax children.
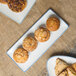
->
<box><xmin>67</xmin><ymin>67</ymin><xmax>76</xmax><ymax>76</ymax></box>
<box><xmin>58</xmin><ymin>70</ymin><xmax>68</xmax><ymax>76</ymax></box>
<box><xmin>55</xmin><ymin>58</ymin><xmax>69</xmax><ymax>76</ymax></box>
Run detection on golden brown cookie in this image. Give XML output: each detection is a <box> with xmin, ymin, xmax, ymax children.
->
<box><xmin>34</xmin><ymin>27</ymin><xmax>50</xmax><ymax>42</ymax></box>
<box><xmin>0</xmin><ymin>0</ymin><xmax>7</xmax><ymax>4</ymax></box>
<box><xmin>7</xmin><ymin>0</ymin><xmax>27</xmax><ymax>12</ymax></box>
<box><xmin>55</xmin><ymin>58</ymin><xmax>69</xmax><ymax>76</ymax></box>
<box><xmin>13</xmin><ymin>48</ymin><xmax>28</xmax><ymax>63</ymax></box>
<box><xmin>46</xmin><ymin>17</ymin><xmax>60</xmax><ymax>31</ymax></box>
<box><xmin>23</xmin><ymin>37</ymin><xmax>37</xmax><ymax>52</ymax></box>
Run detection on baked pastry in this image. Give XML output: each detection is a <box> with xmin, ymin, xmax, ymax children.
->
<box><xmin>34</xmin><ymin>27</ymin><xmax>50</xmax><ymax>42</ymax></box>
<box><xmin>23</xmin><ymin>37</ymin><xmax>37</xmax><ymax>52</ymax></box>
<box><xmin>0</xmin><ymin>0</ymin><xmax>7</xmax><ymax>4</ymax></box>
<box><xmin>58</xmin><ymin>70</ymin><xmax>68</xmax><ymax>76</ymax></box>
<box><xmin>55</xmin><ymin>58</ymin><xmax>69</xmax><ymax>76</ymax></box>
<box><xmin>71</xmin><ymin>63</ymin><xmax>76</xmax><ymax>71</ymax></box>
<box><xmin>7</xmin><ymin>0</ymin><xmax>27</xmax><ymax>12</ymax></box>
<box><xmin>67</xmin><ymin>67</ymin><xmax>76</xmax><ymax>76</ymax></box>
<box><xmin>46</xmin><ymin>17</ymin><xmax>60</xmax><ymax>31</ymax></box>
<box><xmin>13</xmin><ymin>48</ymin><xmax>28</xmax><ymax>63</ymax></box>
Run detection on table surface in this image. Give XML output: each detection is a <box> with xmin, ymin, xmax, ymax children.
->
<box><xmin>0</xmin><ymin>0</ymin><xmax>76</xmax><ymax>76</ymax></box>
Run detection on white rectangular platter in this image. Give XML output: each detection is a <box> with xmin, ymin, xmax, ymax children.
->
<box><xmin>7</xmin><ymin>9</ymin><xmax>69</xmax><ymax>72</ymax></box>
<box><xmin>0</xmin><ymin>0</ymin><xmax>36</xmax><ymax>24</ymax></box>
<box><xmin>47</xmin><ymin>56</ymin><xmax>76</xmax><ymax>76</ymax></box>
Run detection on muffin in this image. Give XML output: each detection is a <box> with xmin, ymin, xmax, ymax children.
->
<box><xmin>23</xmin><ymin>37</ymin><xmax>37</xmax><ymax>52</ymax></box>
<box><xmin>34</xmin><ymin>27</ymin><xmax>50</xmax><ymax>42</ymax></box>
<box><xmin>7</xmin><ymin>0</ymin><xmax>27</xmax><ymax>12</ymax></box>
<box><xmin>13</xmin><ymin>48</ymin><xmax>28</xmax><ymax>63</ymax></box>
<box><xmin>46</xmin><ymin>17</ymin><xmax>60</xmax><ymax>31</ymax></box>
<box><xmin>0</xmin><ymin>0</ymin><xmax>7</xmax><ymax>4</ymax></box>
